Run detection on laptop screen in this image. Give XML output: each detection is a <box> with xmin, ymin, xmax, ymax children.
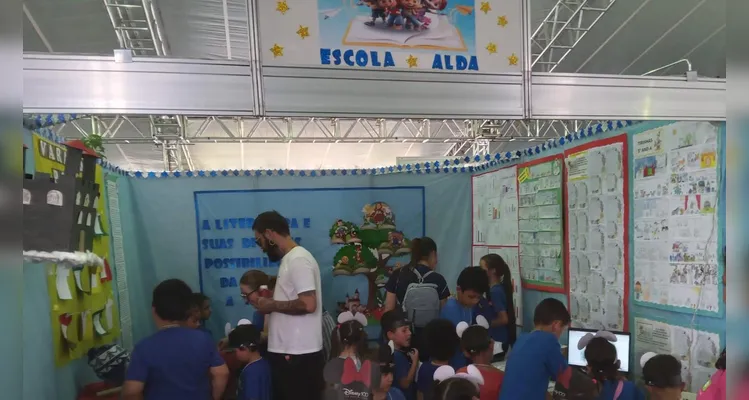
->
<box><xmin>567</xmin><ymin>328</ymin><xmax>631</xmax><ymax>372</ymax></box>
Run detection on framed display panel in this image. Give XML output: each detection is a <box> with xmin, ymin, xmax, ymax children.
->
<box><xmin>471</xmin><ymin>166</ymin><xmax>519</xmax><ymax>247</ymax></box>
<box><xmin>564</xmin><ymin>135</ymin><xmax>629</xmax><ymax>331</ymax></box>
<box><xmin>472</xmin><ymin>245</ymin><xmax>522</xmax><ymax>327</ymax></box>
<box><xmin>630</xmin><ymin>121</ymin><xmax>723</xmax><ymax>317</ymax></box>
<box><xmin>516</xmin><ymin>154</ymin><xmax>565</xmax><ymax>292</ymax></box>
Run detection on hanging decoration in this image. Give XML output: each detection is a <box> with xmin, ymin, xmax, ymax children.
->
<box><xmin>32</xmin><ymin>120</ymin><xmax>637</xmax><ymax>179</ymax></box>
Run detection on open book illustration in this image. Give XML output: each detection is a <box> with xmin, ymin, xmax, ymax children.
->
<box><xmin>343</xmin><ymin>14</ymin><xmax>467</xmax><ymax>51</ymax></box>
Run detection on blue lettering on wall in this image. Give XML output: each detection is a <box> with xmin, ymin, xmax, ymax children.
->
<box><xmin>431</xmin><ymin>54</ymin><xmax>479</xmax><ymax>71</ymax></box>
<box><xmin>226</xmin><ymin>296</ymin><xmax>234</xmax><ymax>307</ymax></box>
<box><xmin>320</xmin><ymin>48</ymin><xmax>395</xmax><ymax>68</ymax></box>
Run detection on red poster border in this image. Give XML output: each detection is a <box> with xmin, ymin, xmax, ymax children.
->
<box><xmin>563</xmin><ymin>134</ymin><xmax>630</xmax><ymax>331</ymax></box>
<box><xmin>517</xmin><ymin>153</ymin><xmax>567</xmax><ymax>294</ymax></box>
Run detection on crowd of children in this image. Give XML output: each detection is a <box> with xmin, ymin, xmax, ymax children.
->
<box><xmin>123</xmin><ymin>251</ymin><xmax>720</xmax><ymax>400</ymax></box>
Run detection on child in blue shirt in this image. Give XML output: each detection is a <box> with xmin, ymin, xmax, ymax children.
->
<box><xmin>123</xmin><ymin>279</ymin><xmax>229</xmax><ymax>400</ymax></box>
<box><xmin>479</xmin><ymin>254</ymin><xmax>518</xmax><ymax>359</ymax></box>
<box><xmin>416</xmin><ymin>318</ymin><xmax>460</xmax><ymax>400</ymax></box>
<box><xmin>499</xmin><ymin>298</ymin><xmax>573</xmax><ymax>400</ymax></box>
<box><xmin>228</xmin><ymin>323</ymin><xmax>272</xmax><ymax>400</ymax></box>
<box><xmin>376</xmin><ymin>344</ymin><xmax>407</xmax><ymax>400</ymax></box>
<box><xmin>440</xmin><ymin>267</ymin><xmax>488</xmax><ymax>369</ymax></box>
<box><xmin>583</xmin><ymin>335</ymin><xmax>645</xmax><ymax>400</ymax></box>
<box><xmin>382</xmin><ymin>310</ymin><xmax>419</xmax><ymax>400</ymax></box>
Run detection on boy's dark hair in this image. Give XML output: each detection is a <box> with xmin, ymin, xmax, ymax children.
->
<box><xmin>533</xmin><ymin>298</ymin><xmax>571</xmax><ymax>326</ymax></box>
<box><xmin>191</xmin><ymin>292</ymin><xmax>209</xmax><ymax>306</ymax></box>
<box><xmin>410</xmin><ymin>237</ymin><xmax>437</xmax><ymax>264</ymax></box>
<box><xmin>252</xmin><ymin>211</ymin><xmax>290</xmax><ymax>236</ymax></box>
<box><xmin>584</xmin><ymin>337</ymin><xmax>619</xmax><ymax>385</ymax></box>
<box><xmin>461</xmin><ymin>325</ymin><xmax>491</xmax><ymax>355</ymax></box>
<box><xmin>331</xmin><ymin>320</ymin><xmax>368</xmax><ymax>360</ymax></box>
<box><xmin>642</xmin><ymin>354</ymin><xmax>683</xmax><ymax>388</ymax></box>
<box><xmin>424</xmin><ymin>319</ymin><xmax>459</xmax><ymax>362</ymax></box>
<box><xmin>456</xmin><ymin>266</ymin><xmax>489</xmax><ymax>294</ymax></box>
<box><xmin>228</xmin><ymin>324</ymin><xmax>261</xmax><ymax>350</ymax></box>
<box><xmin>152</xmin><ymin>279</ymin><xmax>193</xmax><ymax>321</ymax></box>
<box><xmin>433</xmin><ymin>377</ymin><xmax>479</xmax><ymax>399</ymax></box>
<box><xmin>380</xmin><ymin>309</ymin><xmax>408</xmax><ymax>334</ymax></box>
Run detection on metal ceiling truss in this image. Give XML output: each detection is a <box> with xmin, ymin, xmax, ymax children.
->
<box><xmin>531</xmin><ymin>0</ymin><xmax>617</xmax><ymax>72</ymax></box>
<box><xmin>56</xmin><ymin>116</ymin><xmax>605</xmax><ymax>171</ymax></box>
<box><xmin>103</xmin><ymin>0</ymin><xmax>169</xmax><ymax>56</ymax></box>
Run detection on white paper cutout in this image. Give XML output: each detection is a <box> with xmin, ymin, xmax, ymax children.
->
<box><xmin>23</xmin><ymin>189</ymin><xmax>31</xmax><ymax>205</ymax></box>
<box><xmin>93</xmin><ymin>313</ymin><xmax>107</xmax><ymax>335</ymax></box>
<box><xmin>56</xmin><ymin>266</ymin><xmax>73</xmax><ymax>300</ymax></box>
<box><xmin>47</xmin><ymin>190</ymin><xmax>63</xmax><ymax>206</ymax></box>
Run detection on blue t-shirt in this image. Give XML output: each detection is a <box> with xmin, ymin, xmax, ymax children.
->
<box><xmin>237</xmin><ymin>358</ymin><xmax>272</xmax><ymax>400</ymax></box>
<box><xmin>126</xmin><ymin>327</ymin><xmax>225</xmax><ymax>400</ymax></box>
<box><xmin>488</xmin><ymin>284</ymin><xmax>509</xmax><ymax>343</ymax></box>
<box><xmin>440</xmin><ymin>297</ymin><xmax>472</xmax><ymax>370</ymax></box>
<box><xmin>499</xmin><ymin>330</ymin><xmax>568</xmax><ymax>400</ymax></box>
<box><xmin>252</xmin><ymin>312</ymin><xmax>265</xmax><ymax>331</ymax></box>
<box><xmin>393</xmin><ymin>350</ymin><xmax>416</xmax><ymax>400</ymax></box>
<box><xmin>416</xmin><ymin>362</ymin><xmax>440</xmax><ymax>397</ymax></box>
<box><xmin>598</xmin><ymin>380</ymin><xmax>645</xmax><ymax>400</ymax></box>
<box><xmin>440</xmin><ymin>297</ymin><xmax>473</xmax><ymax>326</ymax></box>
<box><xmin>386</xmin><ymin>387</ymin><xmax>406</xmax><ymax>400</ymax></box>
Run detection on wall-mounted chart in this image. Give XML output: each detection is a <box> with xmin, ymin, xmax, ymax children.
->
<box><xmin>472</xmin><ymin>245</ymin><xmax>523</xmax><ymax>327</ymax></box>
<box><xmin>633</xmin><ymin>317</ymin><xmax>722</xmax><ymax>393</ymax></box>
<box><xmin>631</xmin><ymin>121</ymin><xmax>722</xmax><ymax>315</ymax></box>
<box><xmin>565</xmin><ymin>135</ymin><xmax>628</xmax><ymax>331</ymax></box>
<box><xmin>517</xmin><ymin>155</ymin><xmax>565</xmax><ymax>292</ymax></box>
<box><xmin>472</xmin><ymin>166</ymin><xmax>519</xmax><ymax>246</ymax></box>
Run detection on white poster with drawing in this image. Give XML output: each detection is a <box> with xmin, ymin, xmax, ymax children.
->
<box><xmin>633</xmin><ymin>317</ymin><xmax>721</xmax><ymax>392</ymax></box>
<box><xmin>566</xmin><ymin>139</ymin><xmax>626</xmax><ymax>331</ymax></box>
<box><xmin>472</xmin><ymin>245</ymin><xmax>523</xmax><ymax>327</ymax></box>
<box><xmin>472</xmin><ymin>167</ymin><xmax>519</xmax><ymax>246</ymax></box>
<box><xmin>632</xmin><ymin>121</ymin><xmax>721</xmax><ymax>313</ymax></box>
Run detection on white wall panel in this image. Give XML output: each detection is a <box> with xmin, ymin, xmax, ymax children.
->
<box><xmin>23</xmin><ymin>54</ymin><xmax>254</xmax><ymax>115</ymax></box>
<box><xmin>262</xmin><ymin>66</ymin><xmax>525</xmax><ymax>119</ymax></box>
<box><xmin>531</xmin><ymin>73</ymin><xmax>725</xmax><ymax>121</ymax></box>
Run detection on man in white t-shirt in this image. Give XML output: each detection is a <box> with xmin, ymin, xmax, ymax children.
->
<box><xmin>251</xmin><ymin>211</ymin><xmax>324</xmax><ymax>400</ymax></box>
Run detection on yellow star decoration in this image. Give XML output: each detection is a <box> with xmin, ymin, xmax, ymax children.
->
<box><xmin>276</xmin><ymin>0</ymin><xmax>290</xmax><ymax>15</ymax></box>
<box><xmin>270</xmin><ymin>44</ymin><xmax>284</xmax><ymax>58</ymax></box>
<box><xmin>486</xmin><ymin>42</ymin><xmax>497</xmax><ymax>54</ymax></box>
<box><xmin>497</xmin><ymin>15</ymin><xmax>508</xmax><ymax>27</ymax></box>
<box><xmin>296</xmin><ymin>25</ymin><xmax>310</xmax><ymax>39</ymax></box>
<box><xmin>508</xmin><ymin>53</ymin><xmax>519</xmax><ymax>66</ymax></box>
<box><xmin>480</xmin><ymin>2</ymin><xmax>492</xmax><ymax>14</ymax></box>
<box><xmin>406</xmin><ymin>55</ymin><xmax>418</xmax><ymax>68</ymax></box>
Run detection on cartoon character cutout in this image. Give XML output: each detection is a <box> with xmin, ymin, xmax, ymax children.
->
<box><xmin>335</xmin><ymin>220</ymin><xmax>348</xmax><ymax>240</ymax></box>
<box><xmin>401</xmin><ymin>0</ymin><xmax>424</xmax><ymax>30</ymax></box>
<box><xmin>388</xmin><ymin>231</ymin><xmax>403</xmax><ymax>248</ymax></box>
<box><xmin>362</xmin><ymin>0</ymin><xmax>392</xmax><ymax>26</ymax></box>
<box><xmin>353</xmin><ymin>243</ymin><xmax>364</xmax><ymax>264</ymax></box>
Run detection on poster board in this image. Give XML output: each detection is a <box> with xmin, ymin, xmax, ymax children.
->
<box><xmin>631</xmin><ymin>121</ymin><xmax>722</xmax><ymax>316</ymax></box>
<box><xmin>633</xmin><ymin>317</ymin><xmax>722</xmax><ymax>393</ymax></box>
<box><xmin>257</xmin><ymin>0</ymin><xmax>523</xmax><ymax>72</ymax></box>
<box><xmin>472</xmin><ymin>166</ymin><xmax>519</xmax><ymax>246</ymax></box>
<box><xmin>472</xmin><ymin>245</ymin><xmax>522</xmax><ymax>326</ymax></box>
<box><xmin>565</xmin><ymin>135</ymin><xmax>628</xmax><ymax>331</ymax></box>
<box><xmin>194</xmin><ymin>187</ymin><xmax>425</xmax><ymax>338</ymax></box>
<box><xmin>33</xmin><ymin>135</ymin><xmax>120</xmax><ymax>366</ymax></box>
<box><xmin>517</xmin><ymin>155</ymin><xmax>565</xmax><ymax>292</ymax></box>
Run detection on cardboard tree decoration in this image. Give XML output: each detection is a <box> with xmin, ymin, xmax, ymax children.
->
<box><xmin>329</xmin><ymin>202</ymin><xmax>411</xmax><ymax>314</ymax></box>
<box><xmin>23</xmin><ymin>139</ymin><xmax>101</xmax><ymax>252</ymax></box>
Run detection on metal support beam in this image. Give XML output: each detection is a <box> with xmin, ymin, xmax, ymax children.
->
<box><xmin>531</xmin><ymin>0</ymin><xmax>617</xmax><ymax>72</ymax></box>
<box><xmin>103</xmin><ymin>0</ymin><xmax>169</xmax><ymax>56</ymax></box>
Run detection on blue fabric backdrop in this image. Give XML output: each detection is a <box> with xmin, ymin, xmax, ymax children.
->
<box><xmin>119</xmin><ymin>172</ymin><xmax>472</xmax><ymax>343</ymax></box>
